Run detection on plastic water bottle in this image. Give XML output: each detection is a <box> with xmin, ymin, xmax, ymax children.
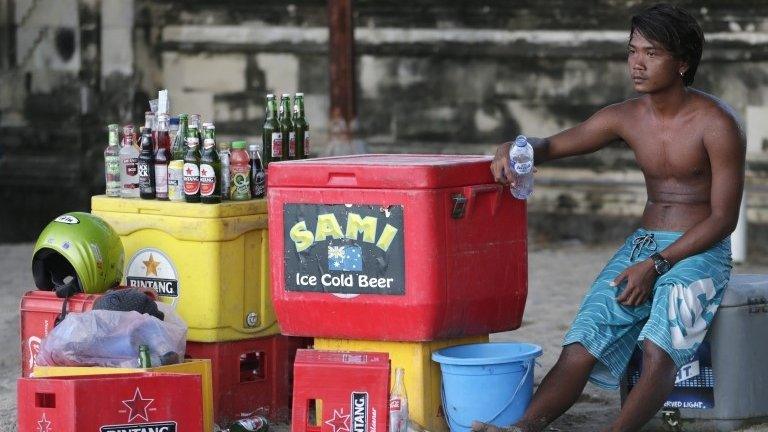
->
<box><xmin>508</xmin><ymin>135</ymin><xmax>534</xmax><ymax>199</ymax></box>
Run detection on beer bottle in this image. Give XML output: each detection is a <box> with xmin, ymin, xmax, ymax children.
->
<box><xmin>278</xmin><ymin>94</ymin><xmax>294</xmax><ymax>160</ymax></box>
<box><xmin>138</xmin><ymin>128</ymin><xmax>156</xmax><ymax>199</ymax></box>
<box><xmin>227</xmin><ymin>415</ymin><xmax>269</xmax><ymax>432</ymax></box>
<box><xmin>292</xmin><ymin>93</ymin><xmax>310</xmax><ymax>159</ymax></box>
<box><xmin>119</xmin><ymin>125</ymin><xmax>140</xmax><ymax>198</ymax></box>
<box><xmin>154</xmin><ymin>113</ymin><xmax>171</xmax><ymax>200</ymax></box>
<box><xmin>104</xmin><ymin>124</ymin><xmax>121</xmax><ymax>197</ymax></box>
<box><xmin>189</xmin><ymin>114</ymin><xmax>203</xmax><ymax>146</ymax></box>
<box><xmin>183</xmin><ymin>137</ymin><xmax>201</xmax><ymax>203</ymax></box>
<box><xmin>172</xmin><ymin>113</ymin><xmax>189</xmax><ymax>162</ymax></box>
<box><xmin>200</xmin><ymin>138</ymin><xmax>221</xmax><ymax>204</ymax></box>
<box><xmin>203</xmin><ymin>122</ymin><xmax>215</xmax><ymax>141</ymax></box>
<box><xmin>248</xmin><ymin>144</ymin><xmax>265</xmax><ymax>199</ymax></box>
<box><xmin>138</xmin><ymin>344</ymin><xmax>152</xmax><ymax>368</ymax></box>
<box><xmin>262</xmin><ymin>94</ymin><xmax>279</xmax><ymax>167</ymax></box>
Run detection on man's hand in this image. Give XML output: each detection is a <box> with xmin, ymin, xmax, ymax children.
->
<box><xmin>611</xmin><ymin>259</ymin><xmax>658</xmax><ymax>306</ymax></box>
<box><xmin>490</xmin><ymin>142</ymin><xmax>514</xmax><ymax>185</ymax></box>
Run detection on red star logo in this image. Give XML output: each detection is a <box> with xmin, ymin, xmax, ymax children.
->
<box><xmin>122</xmin><ymin>388</ymin><xmax>154</xmax><ymax>422</ymax></box>
<box><xmin>201</xmin><ymin>168</ymin><xmax>207</xmax><ymax>176</ymax></box>
<box><xmin>324</xmin><ymin>408</ymin><xmax>350</xmax><ymax>432</ymax></box>
<box><xmin>185</xmin><ymin>166</ymin><xmax>193</xmax><ymax>175</ymax></box>
<box><xmin>37</xmin><ymin>413</ymin><xmax>52</xmax><ymax>432</ymax></box>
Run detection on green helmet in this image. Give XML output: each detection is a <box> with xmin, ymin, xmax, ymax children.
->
<box><xmin>32</xmin><ymin>212</ymin><xmax>124</xmax><ymax>296</ymax></box>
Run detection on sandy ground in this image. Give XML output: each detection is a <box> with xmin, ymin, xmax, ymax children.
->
<box><xmin>2</xmin><ymin>241</ymin><xmax>768</xmax><ymax>431</ymax></box>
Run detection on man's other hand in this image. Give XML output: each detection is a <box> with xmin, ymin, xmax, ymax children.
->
<box><xmin>491</xmin><ymin>142</ymin><xmax>515</xmax><ymax>185</ymax></box>
<box><xmin>611</xmin><ymin>259</ymin><xmax>658</xmax><ymax>306</ymax></box>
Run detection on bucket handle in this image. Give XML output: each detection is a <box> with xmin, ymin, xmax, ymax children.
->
<box><xmin>441</xmin><ymin>360</ymin><xmax>534</xmax><ymax>430</ymax></box>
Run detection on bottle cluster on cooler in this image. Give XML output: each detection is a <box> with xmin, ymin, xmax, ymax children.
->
<box><xmin>104</xmin><ymin>91</ymin><xmax>310</xmax><ymax>203</ymax></box>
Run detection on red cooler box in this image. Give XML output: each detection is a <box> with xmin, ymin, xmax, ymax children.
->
<box><xmin>20</xmin><ymin>291</ymin><xmax>101</xmax><ymax>377</ymax></box>
<box><xmin>268</xmin><ymin>154</ymin><xmax>527</xmax><ymax>341</ymax></box>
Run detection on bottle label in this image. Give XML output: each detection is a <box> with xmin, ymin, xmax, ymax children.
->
<box><xmin>271</xmin><ymin>132</ymin><xmax>283</xmax><ymax>158</ymax></box>
<box><xmin>155</xmin><ymin>164</ymin><xmax>169</xmax><ymax>194</ymax></box>
<box><xmin>200</xmin><ymin>163</ymin><xmax>217</xmax><ymax>196</ymax></box>
<box><xmin>304</xmin><ymin>132</ymin><xmax>310</xmax><ymax>155</ymax></box>
<box><xmin>514</xmin><ymin>161</ymin><xmax>533</xmax><ymax>175</ymax></box>
<box><xmin>389</xmin><ymin>399</ymin><xmax>401</xmax><ymax>411</ymax></box>
<box><xmin>238</xmin><ymin>417</ymin><xmax>267</xmax><ymax>430</ymax></box>
<box><xmin>124</xmin><ymin>157</ymin><xmax>138</xmax><ymax>176</ymax></box>
<box><xmin>289</xmin><ymin>132</ymin><xmax>296</xmax><ymax>157</ymax></box>
<box><xmin>105</xmin><ymin>156</ymin><xmax>120</xmax><ymax>176</ymax></box>
<box><xmin>138</xmin><ymin>161</ymin><xmax>153</xmax><ymax>193</ymax></box>
<box><xmin>183</xmin><ymin>163</ymin><xmax>200</xmax><ymax>195</ymax></box>
<box><xmin>230</xmin><ymin>165</ymin><xmax>251</xmax><ymax>200</ymax></box>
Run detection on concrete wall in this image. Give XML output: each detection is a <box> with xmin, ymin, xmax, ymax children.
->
<box><xmin>2</xmin><ymin>1</ymin><xmax>768</xmax><ymax>258</ymax></box>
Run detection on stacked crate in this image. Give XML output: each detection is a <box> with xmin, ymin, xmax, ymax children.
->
<box><xmin>91</xmin><ymin>196</ymin><xmax>311</xmax><ymax>426</ymax></box>
<box><xmin>267</xmin><ymin>155</ymin><xmax>529</xmax><ymax>431</ymax></box>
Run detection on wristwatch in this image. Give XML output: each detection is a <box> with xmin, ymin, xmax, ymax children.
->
<box><xmin>650</xmin><ymin>253</ymin><xmax>671</xmax><ymax>275</ymax></box>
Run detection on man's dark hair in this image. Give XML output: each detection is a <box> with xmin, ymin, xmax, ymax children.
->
<box><xmin>630</xmin><ymin>3</ymin><xmax>704</xmax><ymax>86</ymax></box>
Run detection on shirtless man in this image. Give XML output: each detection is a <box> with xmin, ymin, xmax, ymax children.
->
<box><xmin>480</xmin><ymin>4</ymin><xmax>745</xmax><ymax>432</ymax></box>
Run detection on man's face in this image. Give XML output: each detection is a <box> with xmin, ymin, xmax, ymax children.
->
<box><xmin>627</xmin><ymin>31</ymin><xmax>685</xmax><ymax>93</ymax></box>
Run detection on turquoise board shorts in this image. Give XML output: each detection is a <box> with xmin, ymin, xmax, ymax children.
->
<box><xmin>563</xmin><ymin>228</ymin><xmax>732</xmax><ymax>390</ymax></box>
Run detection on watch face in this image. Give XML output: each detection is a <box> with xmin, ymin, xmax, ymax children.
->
<box><xmin>656</xmin><ymin>260</ymin><xmax>671</xmax><ymax>274</ymax></box>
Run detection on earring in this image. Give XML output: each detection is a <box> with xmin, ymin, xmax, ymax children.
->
<box><xmin>680</xmin><ymin>71</ymin><xmax>685</xmax><ymax>77</ymax></box>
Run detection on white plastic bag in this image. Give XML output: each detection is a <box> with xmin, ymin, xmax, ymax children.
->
<box><xmin>36</xmin><ymin>302</ymin><xmax>187</xmax><ymax>368</ymax></box>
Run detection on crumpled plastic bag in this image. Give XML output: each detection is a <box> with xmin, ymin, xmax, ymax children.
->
<box><xmin>36</xmin><ymin>302</ymin><xmax>187</xmax><ymax>368</ymax></box>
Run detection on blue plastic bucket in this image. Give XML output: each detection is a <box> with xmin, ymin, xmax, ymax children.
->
<box><xmin>432</xmin><ymin>342</ymin><xmax>542</xmax><ymax>431</ymax></box>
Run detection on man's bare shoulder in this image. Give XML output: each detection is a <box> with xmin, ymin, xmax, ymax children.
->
<box><xmin>600</xmin><ymin>97</ymin><xmax>644</xmax><ymax>117</ymax></box>
<box><xmin>689</xmin><ymin>89</ymin><xmax>746</xmax><ymax>150</ymax></box>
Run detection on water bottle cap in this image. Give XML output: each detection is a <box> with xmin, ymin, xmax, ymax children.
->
<box><xmin>515</xmin><ymin>135</ymin><xmax>528</xmax><ymax>147</ymax></box>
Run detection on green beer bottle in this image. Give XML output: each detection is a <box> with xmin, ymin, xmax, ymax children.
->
<box><xmin>200</xmin><ymin>138</ymin><xmax>221</xmax><ymax>204</ymax></box>
<box><xmin>292</xmin><ymin>93</ymin><xmax>310</xmax><ymax>159</ymax></box>
<box><xmin>138</xmin><ymin>344</ymin><xmax>151</xmax><ymax>368</ymax></box>
<box><xmin>278</xmin><ymin>94</ymin><xmax>294</xmax><ymax>160</ymax></box>
<box><xmin>262</xmin><ymin>94</ymin><xmax>279</xmax><ymax>167</ymax></box>
<box><xmin>183</xmin><ymin>137</ymin><xmax>201</xmax><ymax>203</ymax></box>
<box><xmin>226</xmin><ymin>415</ymin><xmax>269</xmax><ymax>432</ymax></box>
<box><xmin>172</xmin><ymin>114</ymin><xmax>189</xmax><ymax>162</ymax></box>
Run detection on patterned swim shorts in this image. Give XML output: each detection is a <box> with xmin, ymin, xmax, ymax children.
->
<box><xmin>563</xmin><ymin>228</ymin><xmax>732</xmax><ymax>389</ymax></box>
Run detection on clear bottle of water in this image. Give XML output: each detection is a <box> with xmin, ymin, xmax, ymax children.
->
<box><xmin>508</xmin><ymin>135</ymin><xmax>534</xmax><ymax>199</ymax></box>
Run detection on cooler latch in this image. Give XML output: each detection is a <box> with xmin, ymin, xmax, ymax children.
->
<box><xmin>451</xmin><ymin>194</ymin><xmax>467</xmax><ymax>219</ymax></box>
<box><xmin>661</xmin><ymin>408</ymin><xmax>682</xmax><ymax>431</ymax></box>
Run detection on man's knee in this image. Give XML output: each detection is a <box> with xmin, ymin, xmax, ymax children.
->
<box><xmin>559</xmin><ymin>343</ymin><xmax>598</xmax><ymax>367</ymax></box>
<box><xmin>641</xmin><ymin>340</ymin><xmax>676</xmax><ymax>372</ymax></box>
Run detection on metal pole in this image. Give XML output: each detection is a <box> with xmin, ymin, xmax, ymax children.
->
<box><xmin>328</xmin><ymin>0</ymin><xmax>356</xmax><ymax>154</ymax></box>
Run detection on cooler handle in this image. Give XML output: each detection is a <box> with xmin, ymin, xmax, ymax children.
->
<box><xmin>462</xmin><ymin>183</ymin><xmax>503</xmax><ymax>218</ymax></box>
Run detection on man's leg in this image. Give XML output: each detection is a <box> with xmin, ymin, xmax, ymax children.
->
<box><xmin>472</xmin><ymin>343</ymin><xmax>597</xmax><ymax>432</ymax></box>
<box><xmin>603</xmin><ymin>339</ymin><xmax>677</xmax><ymax>432</ymax></box>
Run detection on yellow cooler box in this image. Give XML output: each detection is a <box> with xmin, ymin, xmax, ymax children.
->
<box><xmin>33</xmin><ymin>359</ymin><xmax>214</xmax><ymax>432</ymax></box>
<box><xmin>314</xmin><ymin>335</ymin><xmax>488</xmax><ymax>432</ymax></box>
<box><xmin>92</xmin><ymin>195</ymin><xmax>278</xmax><ymax>342</ymax></box>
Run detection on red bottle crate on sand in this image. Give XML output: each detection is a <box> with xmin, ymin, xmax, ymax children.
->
<box><xmin>186</xmin><ymin>335</ymin><xmax>312</xmax><ymax>425</ymax></box>
<box><xmin>292</xmin><ymin>349</ymin><xmax>390</xmax><ymax>432</ymax></box>
<box><xmin>268</xmin><ymin>154</ymin><xmax>528</xmax><ymax>341</ymax></box>
<box><xmin>17</xmin><ymin>372</ymin><xmax>203</xmax><ymax>432</ymax></box>
<box><xmin>19</xmin><ymin>290</ymin><xmax>101</xmax><ymax>377</ymax></box>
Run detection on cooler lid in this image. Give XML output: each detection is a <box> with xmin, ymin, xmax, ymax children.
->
<box><xmin>267</xmin><ymin>154</ymin><xmax>495</xmax><ymax>189</ymax></box>
<box><xmin>720</xmin><ymin>274</ymin><xmax>768</xmax><ymax>308</ymax></box>
<box><xmin>91</xmin><ymin>195</ymin><xmax>266</xmax><ymax>218</ymax></box>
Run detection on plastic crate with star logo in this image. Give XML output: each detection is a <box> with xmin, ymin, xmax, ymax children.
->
<box><xmin>291</xmin><ymin>349</ymin><xmax>390</xmax><ymax>432</ymax></box>
<box><xmin>91</xmin><ymin>195</ymin><xmax>278</xmax><ymax>342</ymax></box>
<box><xmin>17</xmin><ymin>372</ymin><xmax>203</xmax><ymax>432</ymax></box>
<box><xmin>19</xmin><ymin>290</ymin><xmax>102</xmax><ymax>377</ymax></box>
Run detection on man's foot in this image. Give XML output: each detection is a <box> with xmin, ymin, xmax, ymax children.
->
<box><xmin>470</xmin><ymin>421</ymin><xmax>523</xmax><ymax>432</ymax></box>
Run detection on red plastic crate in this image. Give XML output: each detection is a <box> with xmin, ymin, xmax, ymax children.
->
<box><xmin>268</xmin><ymin>154</ymin><xmax>528</xmax><ymax>341</ymax></box>
<box><xmin>185</xmin><ymin>334</ymin><xmax>312</xmax><ymax>425</ymax></box>
<box><xmin>19</xmin><ymin>290</ymin><xmax>102</xmax><ymax>377</ymax></box>
<box><xmin>17</xmin><ymin>372</ymin><xmax>203</xmax><ymax>432</ymax></box>
<box><xmin>292</xmin><ymin>349</ymin><xmax>390</xmax><ymax>432</ymax></box>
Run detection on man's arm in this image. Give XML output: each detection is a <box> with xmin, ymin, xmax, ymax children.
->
<box><xmin>656</xmin><ymin>112</ymin><xmax>746</xmax><ymax>265</ymax></box>
<box><xmin>491</xmin><ymin>102</ymin><xmax>624</xmax><ymax>184</ymax></box>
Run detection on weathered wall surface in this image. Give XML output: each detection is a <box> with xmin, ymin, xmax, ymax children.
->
<box><xmin>2</xmin><ymin>1</ymin><xmax>768</xmax><ymax>257</ymax></box>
